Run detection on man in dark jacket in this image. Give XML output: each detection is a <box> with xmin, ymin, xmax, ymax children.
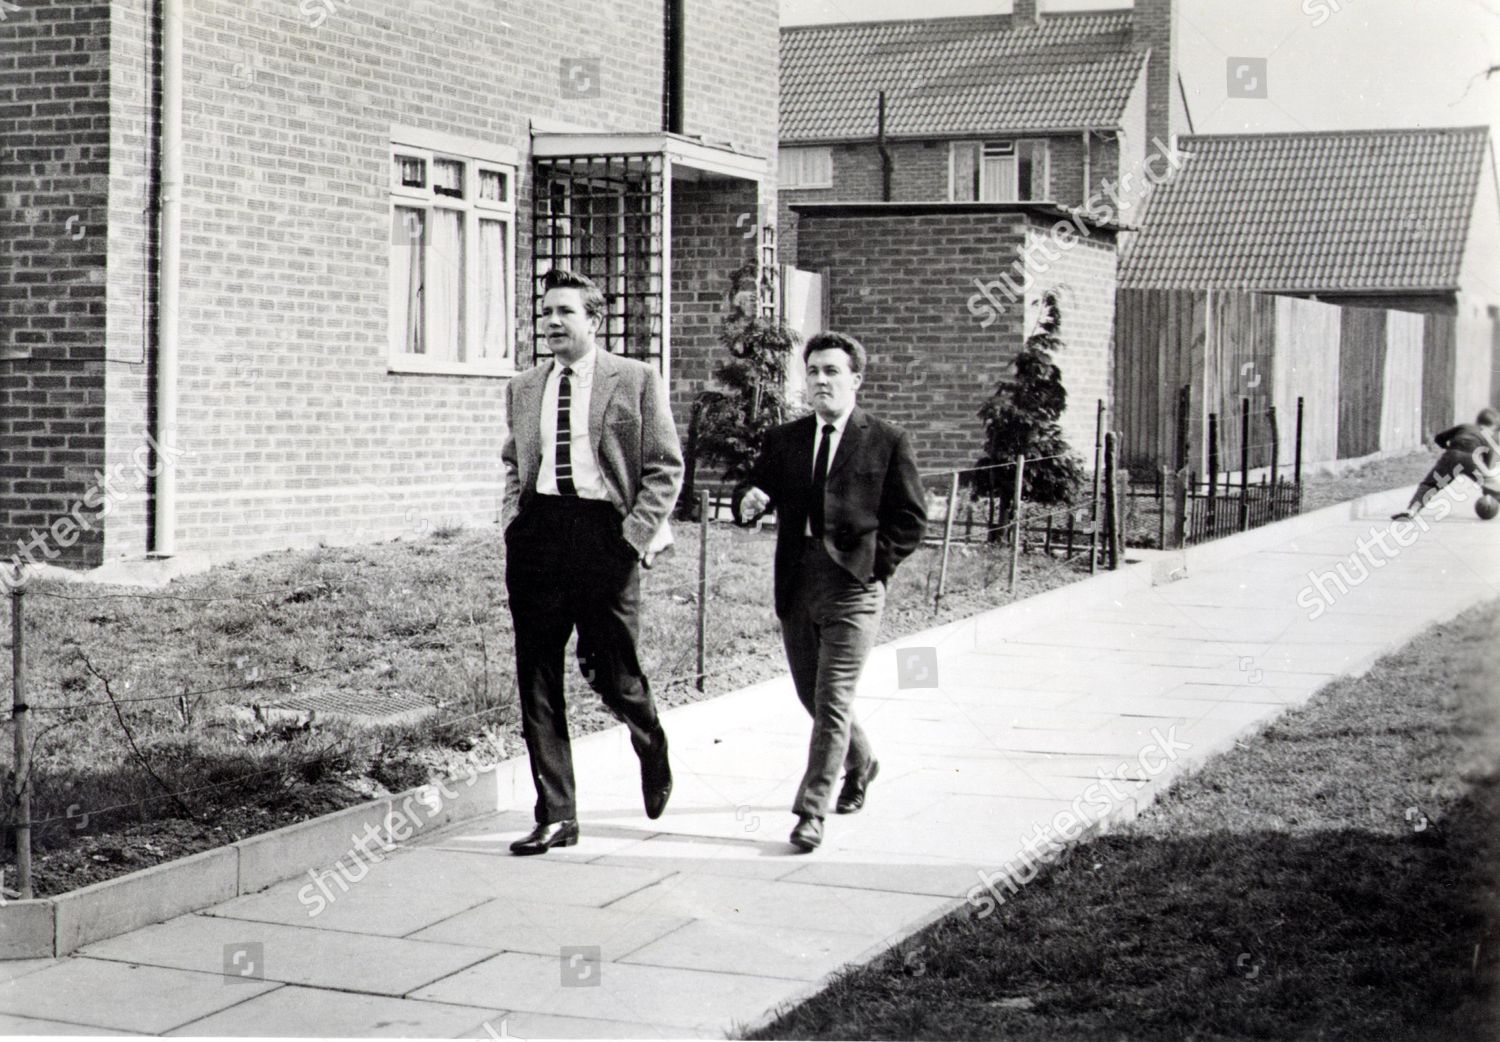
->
<box><xmin>736</xmin><ymin>331</ymin><xmax>927</xmax><ymax>852</ymax></box>
<box><xmin>1391</xmin><ymin>407</ymin><xmax>1498</xmax><ymax>520</ymax></box>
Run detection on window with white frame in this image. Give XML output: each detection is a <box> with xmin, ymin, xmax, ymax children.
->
<box><xmin>950</xmin><ymin>140</ymin><xmax>1049</xmax><ymax>202</ymax></box>
<box><xmin>389</xmin><ymin>137</ymin><xmax>516</xmax><ymax>374</ymax></box>
<box><xmin>779</xmin><ymin>146</ymin><xmax>833</xmax><ymax>189</ymax></box>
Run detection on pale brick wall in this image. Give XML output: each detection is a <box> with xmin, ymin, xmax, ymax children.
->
<box><xmin>6</xmin><ymin>0</ymin><xmax>777</xmax><ymax>565</ymax></box>
<box><xmin>793</xmin><ymin>205</ymin><xmax>1117</xmax><ymax>475</ymax></box>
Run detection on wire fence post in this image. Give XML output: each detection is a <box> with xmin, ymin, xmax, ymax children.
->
<box><xmin>1294</xmin><ymin>395</ymin><xmax>1305</xmax><ymax>492</ymax></box>
<box><xmin>1207</xmin><ymin>413</ymin><xmax>1220</xmax><ymax>538</ymax></box>
<box><xmin>1103</xmin><ymin>433</ymin><xmax>1120</xmax><ymax>570</ymax></box>
<box><xmin>10</xmin><ymin>567</ymin><xmax>32</xmax><ymax>899</ymax></box>
<box><xmin>1008</xmin><ymin>454</ymin><xmax>1025</xmax><ymax>591</ymax></box>
<box><xmin>935</xmin><ymin>471</ymin><xmax>959</xmax><ymax>612</ymax></box>
<box><xmin>1089</xmin><ymin>399</ymin><xmax>1104</xmax><ymax>574</ymax></box>
<box><xmin>1158</xmin><ymin>465</ymin><xmax>1169</xmax><ymax>549</ymax></box>
<box><xmin>695</xmin><ymin>490</ymin><xmax>709</xmax><ymax>692</ymax></box>
<box><xmin>1238</xmin><ymin>397</ymin><xmax>1251</xmax><ymax>532</ymax></box>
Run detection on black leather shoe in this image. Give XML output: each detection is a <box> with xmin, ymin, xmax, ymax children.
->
<box><xmin>509</xmin><ymin>820</ymin><xmax>579</xmax><ymax>856</ymax></box>
<box><xmin>790</xmin><ymin>814</ymin><xmax>823</xmax><ymax>852</ymax></box>
<box><xmin>641</xmin><ymin>729</ymin><xmax>672</xmax><ymax>820</ymax></box>
<box><xmin>836</xmin><ymin>759</ymin><xmax>880</xmax><ymax>814</ymax></box>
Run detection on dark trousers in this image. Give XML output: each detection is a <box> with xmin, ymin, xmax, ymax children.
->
<box><xmin>780</xmin><ymin>538</ymin><xmax>884</xmax><ymax>819</ymax></box>
<box><xmin>505</xmin><ymin>494</ymin><xmax>660</xmax><ymax>824</ymax></box>
<box><xmin>1410</xmin><ymin>447</ymin><xmax>1485</xmax><ymax>508</ymax></box>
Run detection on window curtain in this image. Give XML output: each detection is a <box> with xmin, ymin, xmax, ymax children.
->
<box><xmin>392</xmin><ymin>206</ymin><xmax>424</xmax><ymax>355</ymax></box>
<box><xmin>952</xmin><ymin>143</ymin><xmax>978</xmax><ymax>201</ymax></box>
<box><xmin>477</xmin><ymin>219</ymin><xmax>509</xmax><ymax>363</ymax></box>
<box><xmin>428</xmin><ymin>209</ymin><xmax>464</xmax><ymax>361</ymax></box>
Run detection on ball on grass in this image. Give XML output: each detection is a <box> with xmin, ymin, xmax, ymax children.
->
<box><xmin>1476</xmin><ymin>494</ymin><xmax>1499</xmax><ymax>521</ymax></box>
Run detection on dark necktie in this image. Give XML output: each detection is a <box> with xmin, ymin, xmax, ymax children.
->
<box><xmin>810</xmin><ymin>422</ymin><xmax>834</xmax><ymax>537</ymax></box>
<box><xmin>555</xmin><ymin>367</ymin><xmax>577</xmax><ymax>496</ymax></box>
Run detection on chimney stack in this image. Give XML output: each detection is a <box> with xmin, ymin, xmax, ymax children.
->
<box><xmin>1013</xmin><ymin>0</ymin><xmax>1041</xmax><ymax>27</ymax></box>
<box><xmin>1134</xmin><ymin>0</ymin><xmax>1182</xmax><ymax>152</ymax></box>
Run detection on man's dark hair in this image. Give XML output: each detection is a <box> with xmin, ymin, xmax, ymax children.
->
<box><xmin>541</xmin><ymin>267</ymin><xmax>606</xmax><ymax>323</ymax></box>
<box><xmin>1477</xmin><ymin>407</ymin><xmax>1498</xmax><ymax>427</ymax></box>
<box><xmin>803</xmin><ymin>331</ymin><xmax>867</xmax><ymax>375</ymax></box>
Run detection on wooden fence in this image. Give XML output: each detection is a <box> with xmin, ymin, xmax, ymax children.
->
<box><xmin>1115</xmin><ymin>289</ymin><xmax>1497</xmax><ymax>474</ymax></box>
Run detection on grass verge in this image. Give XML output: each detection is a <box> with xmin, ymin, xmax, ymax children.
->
<box><xmin>748</xmin><ymin>598</ymin><xmax>1500</xmax><ymax>1042</ymax></box>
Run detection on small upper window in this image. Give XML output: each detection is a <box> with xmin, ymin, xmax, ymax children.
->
<box><xmin>951</xmin><ymin>140</ymin><xmax>1049</xmax><ymax>202</ymax></box>
<box><xmin>780</xmin><ymin>147</ymin><xmax>833</xmax><ymax>190</ymax></box>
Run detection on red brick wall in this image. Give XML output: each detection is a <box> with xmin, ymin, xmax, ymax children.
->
<box><xmin>0</xmin><ymin>0</ymin><xmax>111</xmax><ymax>569</ymax></box>
<box><xmin>794</xmin><ymin>208</ymin><xmax>1117</xmax><ymax>475</ymax></box>
<box><xmin>7</xmin><ymin>0</ymin><xmax>777</xmax><ymax>565</ymax></box>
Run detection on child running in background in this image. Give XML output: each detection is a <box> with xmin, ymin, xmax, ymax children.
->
<box><xmin>1391</xmin><ymin>407</ymin><xmax>1499</xmax><ymax>521</ymax></box>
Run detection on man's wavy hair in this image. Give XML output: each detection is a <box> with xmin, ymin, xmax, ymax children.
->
<box><xmin>803</xmin><ymin>331</ymin><xmax>867</xmax><ymax>375</ymax></box>
<box><xmin>540</xmin><ymin>267</ymin><xmax>607</xmax><ymax>323</ymax></box>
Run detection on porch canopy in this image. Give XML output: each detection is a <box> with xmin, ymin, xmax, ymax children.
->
<box><xmin>530</xmin><ymin>131</ymin><xmax>769</xmax><ymax>378</ymax></box>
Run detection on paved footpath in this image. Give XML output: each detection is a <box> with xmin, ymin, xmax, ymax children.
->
<box><xmin>1</xmin><ymin>488</ymin><xmax>1497</xmax><ymax>1038</ymax></box>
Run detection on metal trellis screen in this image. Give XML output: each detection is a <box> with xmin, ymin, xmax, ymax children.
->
<box><xmin>532</xmin><ymin>153</ymin><xmax>666</xmax><ymax>369</ymax></box>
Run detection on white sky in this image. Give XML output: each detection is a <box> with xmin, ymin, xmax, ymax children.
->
<box><xmin>780</xmin><ymin>0</ymin><xmax>1500</xmax><ymax>138</ymax></box>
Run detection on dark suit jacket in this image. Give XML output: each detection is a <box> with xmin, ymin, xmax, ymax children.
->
<box><xmin>739</xmin><ymin>407</ymin><xmax>927</xmax><ymax>618</ymax></box>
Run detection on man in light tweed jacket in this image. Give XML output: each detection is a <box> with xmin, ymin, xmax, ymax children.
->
<box><xmin>501</xmin><ymin>268</ymin><xmax>684</xmax><ymax>855</ymax></box>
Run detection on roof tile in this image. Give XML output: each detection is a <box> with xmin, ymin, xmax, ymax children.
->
<box><xmin>781</xmin><ymin>12</ymin><xmax>1146</xmax><ymax>142</ymax></box>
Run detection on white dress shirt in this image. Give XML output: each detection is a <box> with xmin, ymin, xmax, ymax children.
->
<box><xmin>805</xmin><ymin>408</ymin><xmax>852</xmax><ymax>536</ymax></box>
<box><xmin>537</xmin><ymin>348</ymin><xmax>609</xmax><ymax>501</ymax></box>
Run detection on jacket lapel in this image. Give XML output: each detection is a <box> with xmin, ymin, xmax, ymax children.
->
<box><xmin>589</xmin><ymin>348</ymin><xmax>620</xmax><ymax>454</ymax></box>
<box><xmin>827</xmin><ymin>406</ymin><xmax>868</xmax><ymax>480</ymax></box>
<box><xmin>518</xmin><ymin>361</ymin><xmax>551</xmax><ymax>489</ymax></box>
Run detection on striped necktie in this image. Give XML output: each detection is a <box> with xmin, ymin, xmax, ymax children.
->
<box><xmin>555</xmin><ymin>367</ymin><xmax>577</xmax><ymax>496</ymax></box>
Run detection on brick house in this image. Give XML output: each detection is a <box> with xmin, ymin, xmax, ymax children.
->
<box><xmin>1</xmin><ymin>0</ymin><xmax>779</xmax><ymax>571</ymax></box>
<box><xmin>775</xmin><ymin>0</ymin><xmax>1187</xmax><ymax>472</ymax></box>
<box><xmin>777</xmin><ymin>0</ymin><xmax>1190</xmax><ymax>259</ymax></box>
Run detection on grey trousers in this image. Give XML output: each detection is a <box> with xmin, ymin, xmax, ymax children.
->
<box><xmin>780</xmin><ymin>539</ymin><xmax>885</xmax><ymax>819</ymax></box>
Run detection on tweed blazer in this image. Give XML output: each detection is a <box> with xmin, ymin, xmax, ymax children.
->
<box><xmin>501</xmin><ymin>349</ymin><xmax>684</xmax><ymax>556</ymax></box>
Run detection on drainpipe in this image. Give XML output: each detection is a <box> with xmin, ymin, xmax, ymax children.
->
<box><xmin>877</xmin><ymin>91</ymin><xmax>892</xmax><ymax>201</ymax></box>
<box><xmin>1081</xmin><ymin>129</ymin><xmax>1091</xmax><ymax>204</ymax></box>
<box><xmin>152</xmin><ymin>0</ymin><xmax>182</xmax><ymax>557</ymax></box>
<box><xmin>665</xmin><ymin>0</ymin><xmax>684</xmax><ymax>134</ymax></box>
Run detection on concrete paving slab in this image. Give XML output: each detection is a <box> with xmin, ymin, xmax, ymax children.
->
<box><xmin>0</xmin><ymin>1013</ymin><xmax>133</xmax><ymax>1035</ymax></box>
<box><xmin>591</xmin><ymin>833</ymin><xmax>814</xmax><ymax>880</ymax></box>
<box><xmin>778</xmin><ymin>856</ymin><xmax>985</xmax><ymax>898</ymax></box>
<box><xmin>457</xmin><ymin>1010</ymin><xmax>713</xmax><ymax>1039</ymax></box>
<box><xmin>166</xmin><ymin>985</ymin><xmax>506</xmax><ymax>1037</ymax></box>
<box><xmin>430</xmin><ymin>818</ymin><xmax>656</xmax><ymax>864</ymax></box>
<box><xmin>79</xmin><ymin>913</ymin><xmax>494</xmax><ymax>996</ymax></box>
<box><xmin>0</xmin><ymin>957</ymin><xmax>55</xmax><ymax>984</ymax></box>
<box><xmin>621</xmin><ymin>918</ymin><xmax>880</xmax><ymax>981</ymax></box>
<box><xmin>603</xmin><ymin>874</ymin><xmax>950</xmax><ymax>941</ymax></box>
<box><xmin>410</xmin><ymin>896</ymin><xmax>691</xmax><ymax>962</ymax></box>
<box><xmin>411</xmin><ymin>951</ymin><xmax>795</xmax><ymax>1032</ymax></box>
<box><xmin>0</xmin><ymin>959</ymin><xmax>279</xmax><ymax>1034</ymax></box>
<box><xmin>203</xmin><ymin>848</ymin><xmax>668</xmax><ymax>937</ymax></box>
